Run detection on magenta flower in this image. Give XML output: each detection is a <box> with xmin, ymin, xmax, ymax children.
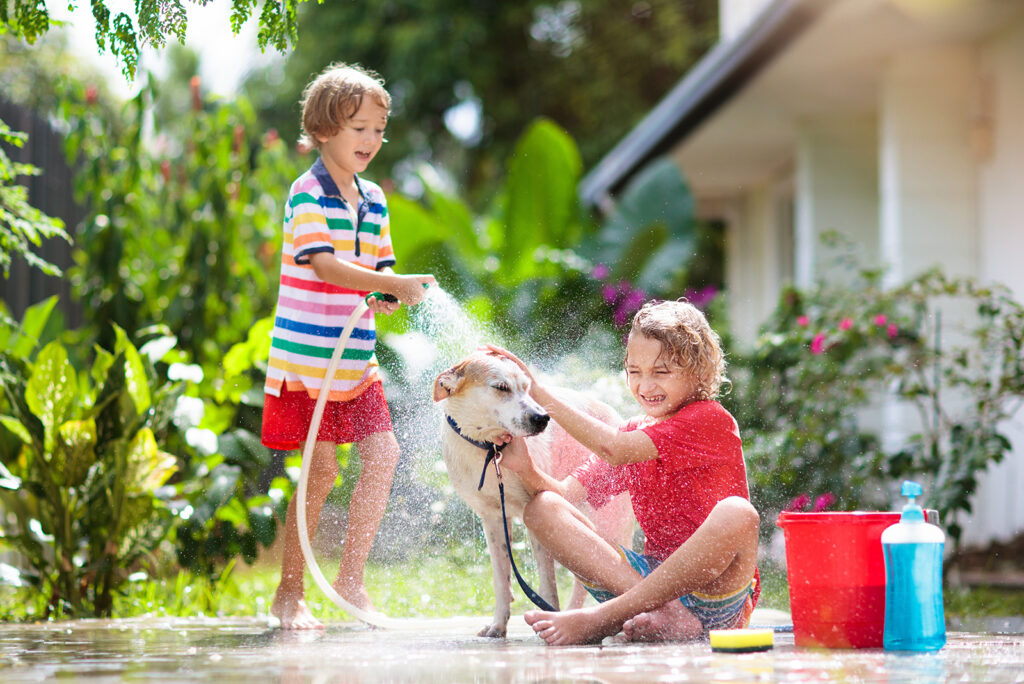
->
<box><xmin>838</xmin><ymin>318</ymin><xmax>853</xmax><ymax>331</ymax></box>
<box><xmin>785</xmin><ymin>494</ymin><xmax>811</xmax><ymax>512</ymax></box>
<box><xmin>797</xmin><ymin>315</ymin><xmax>810</xmax><ymax>327</ymax></box>
<box><xmin>874</xmin><ymin>314</ymin><xmax>887</xmax><ymax>326</ymax></box>
<box><xmin>622</xmin><ymin>288</ymin><xmax>647</xmax><ymax>312</ymax></box>
<box><xmin>592</xmin><ymin>263</ymin><xmax>610</xmax><ymax>280</ymax></box>
<box><xmin>601</xmin><ymin>284</ymin><xmax>618</xmax><ymax>306</ymax></box>
<box><xmin>812</xmin><ymin>493</ymin><xmax>837</xmax><ymax>512</ymax></box>
<box><xmin>810</xmin><ymin>333</ymin><xmax>826</xmax><ymax>355</ymax></box>
<box><xmin>887</xmin><ymin>324</ymin><xmax>898</xmax><ymax>339</ymax></box>
<box><xmin>683</xmin><ymin>285</ymin><xmax>719</xmax><ymax>310</ymax></box>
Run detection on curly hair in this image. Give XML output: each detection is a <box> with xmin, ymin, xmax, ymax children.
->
<box><xmin>299</xmin><ymin>63</ymin><xmax>391</xmax><ymax>151</ymax></box>
<box><xmin>627</xmin><ymin>299</ymin><xmax>728</xmax><ymax>401</ymax></box>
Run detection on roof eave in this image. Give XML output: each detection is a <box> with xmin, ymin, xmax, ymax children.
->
<box><xmin>578</xmin><ymin>0</ymin><xmax>825</xmax><ymax>209</ymax></box>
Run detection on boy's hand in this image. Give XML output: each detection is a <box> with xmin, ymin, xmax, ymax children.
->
<box><xmin>484</xmin><ymin>345</ymin><xmax>540</xmax><ymax>392</ymax></box>
<box><xmin>494</xmin><ymin>437</ymin><xmax>534</xmax><ymax>478</ymax></box>
<box><xmin>392</xmin><ymin>274</ymin><xmax>436</xmax><ymax>306</ymax></box>
<box><xmin>367</xmin><ymin>294</ymin><xmax>400</xmax><ymax>315</ymax></box>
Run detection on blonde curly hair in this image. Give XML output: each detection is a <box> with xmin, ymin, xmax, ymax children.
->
<box><xmin>299</xmin><ymin>63</ymin><xmax>391</xmax><ymax>151</ymax></box>
<box><xmin>627</xmin><ymin>299</ymin><xmax>728</xmax><ymax>401</ymax></box>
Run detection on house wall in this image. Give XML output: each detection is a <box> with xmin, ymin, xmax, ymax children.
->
<box><xmin>725</xmin><ymin>183</ymin><xmax>791</xmax><ymax>343</ymax></box>
<box><xmin>879</xmin><ymin>46</ymin><xmax>978</xmax><ymax>288</ymax></box>
<box><xmin>794</xmin><ymin>115</ymin><xmax>879</xmax><ymax>288</ymax></box>
<box><xmin>720</xmin><ymin>0</ymin><xmax>776</xmax><ymax>41</ymax></box>
<box><xmin>962</xmin><ymin>19</ymin><xmax>1024</xmax><ymax>547</ymax></box>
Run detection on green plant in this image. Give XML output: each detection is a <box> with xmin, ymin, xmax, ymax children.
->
<box><xmin>0</xmin><ymin>299</ymin><xmax>183</xmax><ymax>617</ymax></box>
<box><xmin>730</xmin><ymin>252</ymin><xmax>1024</xmax><ymax>549</ymax></box>
<box><xmin>65</xmin><ymin>77</ymin><xmax>299</xmax><ymax>368</ymax></box>
<box><xmin>883</xmin><ymin>271</ymin><xmax>1024</xmax><ymax>547</ymax></box>
<box><xmin>0</xmin><ymin>119</ymin><xmax>69</xmax><ymax>285</ymax></box>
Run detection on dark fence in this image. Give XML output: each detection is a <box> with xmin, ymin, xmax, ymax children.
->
<box><xmin>0</xmin><ymin>97</ymin><xmax>84</xmax><ymax>327</ymax></box>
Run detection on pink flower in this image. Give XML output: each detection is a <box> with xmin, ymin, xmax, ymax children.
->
<box><xmin>812</xmin><ymin>493</ymin><xmax>837</xmax><ymax>512</ymax></box>
<box><xmin>592</xmin><ymin>263</ymin><xmax>610</xmax><ymax>280</ymax></box>
<box><xmin>839</xmin><ymin>318</ymin><xmax>853</xmax><ymax>331</ymax></box>
<box><xmin>601</xmin><ymin>284</ymin><xmax>618</xmax><ymax>306</ymax></box>
<box><xmin>874</xmin><ymin>314</ymin><xmax>887</xmax><ymax>326</ymax></box>
<box><xmin>785</xmin><ymin>494</ymin><xmax>811</xmax><ymax>512</ymax></box>
<box><xmin>887</xmin><ymin>324</ymin><xmax>898</xmax><ymax>339</ymax></box>
<box><xmin>810</xmin><ymin>333</ymin><xmax>826</xmax><ymax>355</ymax></box>
<box><xmin>797</xmin><ymin>315</ymin><xmax>810</xmax><ymax>327</ymax></box>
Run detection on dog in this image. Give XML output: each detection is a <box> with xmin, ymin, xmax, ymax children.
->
<box><xmin>432</xmin><ymin>350</ymin><xmax>634</xmax><ymax>637</ymax></box>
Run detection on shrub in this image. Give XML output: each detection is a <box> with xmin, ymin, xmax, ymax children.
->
<box><xmin>729</xmin><ymin>261</ymin><xmax>1024</xmax><ymax>551</ymax></box>
<box><xmin>0</xmin><ymin>299</ymin><xmax>183</xmax><ymax>617</ymax></box>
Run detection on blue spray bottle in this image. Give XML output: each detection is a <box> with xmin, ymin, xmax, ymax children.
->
<box><xmin>881</xmin><ymin>480</ymin><xmax>946</xmax><ymax>651</ymax></box>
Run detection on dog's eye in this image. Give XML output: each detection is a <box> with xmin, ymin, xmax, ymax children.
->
<box><xmin>493</xmin><ymin>383</ymin><xmax>511</xmax><ymax>393</ymax></box>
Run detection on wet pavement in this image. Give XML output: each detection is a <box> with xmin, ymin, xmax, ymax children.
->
<box><xmin>0</xmin><ymin>612</ymin><xmax>1021</xmax><ymax>683</ymax></box>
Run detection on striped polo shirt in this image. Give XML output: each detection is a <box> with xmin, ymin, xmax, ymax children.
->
<box><xmin>264</xmin><ymin>158</ymin><xmax>396</xmax><ymax>401</ymax></box>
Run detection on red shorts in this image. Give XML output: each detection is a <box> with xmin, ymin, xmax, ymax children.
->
<box><xmin>261</xmin><ymin>382</ymin><xmax>393</xmax><ymax>451</ymax></box>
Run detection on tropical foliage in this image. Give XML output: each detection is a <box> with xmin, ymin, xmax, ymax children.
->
<box><xmin>0</xmin><ymin>120</ymin><xmax>68</xmax><ymax>284</ymax></box>
<box><xmin>0</xmin><ymin>298</ymin><xmax>182</xmax><ymax>617</ymax></box>
<box><xmin>728</xmin><ymin>250</ymin><xmax>1024</xmax><ymax>549</ymax></box>
<box><xmin>0</xmin><ymin>0</ymin><xmax>318</xmax><ymax>81</ymax></box>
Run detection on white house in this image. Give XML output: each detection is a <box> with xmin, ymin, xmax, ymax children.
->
<box><xmin>580</xmin><ymin>0</ymin><xmax>1024</xmax><ymax>549</ymax></box>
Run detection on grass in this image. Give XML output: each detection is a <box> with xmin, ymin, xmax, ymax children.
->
<box><xmin>0</xmin><ymin>550</ymin><xmax>1019</xmax><ymax>622</ymax></box>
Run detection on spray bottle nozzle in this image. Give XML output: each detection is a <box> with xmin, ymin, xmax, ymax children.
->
<box><xmin>900</xmin><ymin>480</ymin><xmax>925</xmax><ymax>522</ymax></box>
<box><xmin>901</xmin><ymin>480</ymin><xmax>922</xmax><ymax>501</ymax></box>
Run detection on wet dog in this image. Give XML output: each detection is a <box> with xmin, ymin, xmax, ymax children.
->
<box><xmin>432</xmin><ymin>351</ymin><xmax>634</xmax><ymax>637</ymax></box>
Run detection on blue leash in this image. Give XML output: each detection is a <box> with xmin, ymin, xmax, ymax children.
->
<box><xmin>446</xmin><ymin>416</ymin><xmax>558</xmax><ymax>613</ymax></box>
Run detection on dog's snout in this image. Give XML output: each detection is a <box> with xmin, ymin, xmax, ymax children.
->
<box><xmin>529</xmin><ymin>412</ymin><xmax>550</xmax><ymax>432</ymax></box>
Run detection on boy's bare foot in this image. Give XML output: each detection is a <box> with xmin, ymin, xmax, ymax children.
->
<box><xmin>332</xmin><ymin>576</ymin><xmax>376</xmax><ymax>613</ymax></box>
<box><xmin>621</xmin><ymin>600</ymin><xmax>703</xmax><ymax>642</ymax></box>
<box><xmin>524</xmin><ymin>607</ymin><xmax>622</xmax><ymax>646</ymax></box>
<box><xmin>271</xmin><ymin>592</ymin><xmax>324</xmax><ymax>630</ymax></box>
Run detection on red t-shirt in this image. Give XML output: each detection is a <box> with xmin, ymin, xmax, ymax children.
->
<box><xmin>573</xmin><ymin>400</ymin><xmax>750</xmax><ymax>562</ymax></box>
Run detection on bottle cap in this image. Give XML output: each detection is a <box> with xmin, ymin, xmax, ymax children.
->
<box><xmin>900</xmin><ymin>480</ymin><xmax>925</xmax><ymax>522</ymax></box>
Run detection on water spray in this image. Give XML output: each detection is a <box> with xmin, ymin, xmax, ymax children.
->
<box><xmin>295</xmin><ymin>291</ymin><xmax>404</xmax><ymax>629</ymax></box>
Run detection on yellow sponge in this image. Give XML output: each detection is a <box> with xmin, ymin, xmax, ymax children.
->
<box><xmin>709</xmin><ymin>628</ymin><xmax>774</xmax><ymax>653</ymax></box>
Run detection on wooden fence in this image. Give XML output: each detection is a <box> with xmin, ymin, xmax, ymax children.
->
<box><xmin>0</xmin><ymin>97</ymin><xmax>84</xmax><ymax>327</ymax></box>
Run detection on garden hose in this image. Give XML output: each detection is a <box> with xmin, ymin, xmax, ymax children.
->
<box><xmin>295</xmin><ymin>291</ymin><xmax>400</xmax><ymax>629</ymax></box>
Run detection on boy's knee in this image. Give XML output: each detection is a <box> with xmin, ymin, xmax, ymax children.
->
<box><xmin>715</xmin><ymin>496</ymin><xmax>760</xmax><ymax>531</ymax></box>
<box><xmin>523</xmin><ymin>490</ymin><xmax>562</xmax><ymax>529</ymax></box>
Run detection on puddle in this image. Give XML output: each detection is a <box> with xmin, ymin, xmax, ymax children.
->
<box><xmin>0</xmin><ymin>613</ymin><xmax>1021</xmax><ymax>682</ymax></box>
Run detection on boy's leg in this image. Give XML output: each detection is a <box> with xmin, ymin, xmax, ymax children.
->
<box><xmin>523</xmin><ymin>491</ymin><xmax>647</xmax><ymax>605</ymax></box>
<box><xmin>272</xmin><ymin>440</ymin><xmax>341</xmax><ymax>630</ymax></box>
<box><xmin>526</xmin><ymin>496</ymin><xmax>759</xmax><ymax>646</ymax></box>
<box><xmin>332</xmin><ymin>430</ymin><xmax>400</xmax><ymax>611</ymax></box>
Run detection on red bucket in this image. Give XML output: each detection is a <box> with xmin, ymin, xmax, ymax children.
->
<box><xmin>776</xmin><ymin>511</ymin><xmax>900</xmax><ymax>648</ymax></box>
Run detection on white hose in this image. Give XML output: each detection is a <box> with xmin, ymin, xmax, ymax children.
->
<box><xmin>295</xmin><ymin>294</ymin><xmax>400</xmax><ymax>628</ymax></box>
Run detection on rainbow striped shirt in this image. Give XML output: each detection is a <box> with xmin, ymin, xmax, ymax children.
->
<box><xmin>264</xmin><ymin>159</ymin><xmax>396</xmax><ymax>401</ymax></box>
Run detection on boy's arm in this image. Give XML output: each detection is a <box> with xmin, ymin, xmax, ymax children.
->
<box><xmin>532</xmin><ymin>385</ymin><xmax>659</xmax><ymax>466</ymax></box>
<box><xmin>487</xmin><ymin>346</ymin><xmax>658</xmax><ymax>466</ymax></box>
<box><xmin>496</xmin><ymin>438</ymin><xmax>588</xmax><ymax>505</ymax></box>
<box><xmin>308</xmin><ymin>252</ymin><xmax>434</xmax><ymax>305</ymax></box>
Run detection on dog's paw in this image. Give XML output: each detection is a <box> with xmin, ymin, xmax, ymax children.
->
<box><xmin>477</xmin><ymin>623</ymin><xmax>508</xmax><ymax>638</ymax></box>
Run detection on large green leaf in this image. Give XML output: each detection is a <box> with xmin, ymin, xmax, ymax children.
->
<box><xmin>500</xmin><ymin>119</ymin><xmax>583</xmax><ymax>281</ymax></box>
<box><xmin>223</xmin><ymin>316</ymin><xmax>273</xmax><ymax>378</ymax></box>
<box><xmin>125</xmin><ymin>427</ymin><xmax>178</xmax><ymax>492</ymax></box>
<box><xmin>57</xmin><ymin>419</ymin><xmax>98</xmax><ymax>487</ymax></box>
<box><xmin>0</xmin><ymin>415</ymin><xmax>32</xmax><ymax>446</ymax></box>
<box><xmin>3</xmin><ymin>296</ymin><xmax>57</xmax><ymax>359</ymax></box>
<box><xmin>423</xmin><ymin>186</ymin><xmax>483</xmax><ymax>262</ymax></box>
<box><xmin>387</xmin><ymin>193</ymin><xmax>448</xmax><ymax>259</ymax></box>
<box><xmin>589</xmin><ymin>156</ymin><xmax>696</xmax><ymax>288</ymax></box>
<box><xmin>113</xmin><ymin>325</ymin><xmax>152</xmax><ymax>415</ymax></box>
<box><xmin>25</xmin><ymin>341</ymin><xmax>76</xmax><ymax>452</ymax></box>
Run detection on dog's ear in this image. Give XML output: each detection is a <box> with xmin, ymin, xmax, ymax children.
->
<box><xmin>432</xmin><ymin>367</ymin><xmax>463</xmax><ymax>402</ymax></box>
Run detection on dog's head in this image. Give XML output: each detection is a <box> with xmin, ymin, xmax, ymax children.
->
<box><xmin>433</xmin><ymin>351</ymin><xmax>550</xmax><ymax>443</ymax></box>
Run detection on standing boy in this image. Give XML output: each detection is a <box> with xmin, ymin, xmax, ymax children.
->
<box><xmin>490</xmin><ymin>299</ymin><xmax>760</xmax><ymax>644</ymax></box>
<box><xmin>262</xmin><ymin>63</ymin><xmax>435</xmax><ymax>629</ymax></box>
